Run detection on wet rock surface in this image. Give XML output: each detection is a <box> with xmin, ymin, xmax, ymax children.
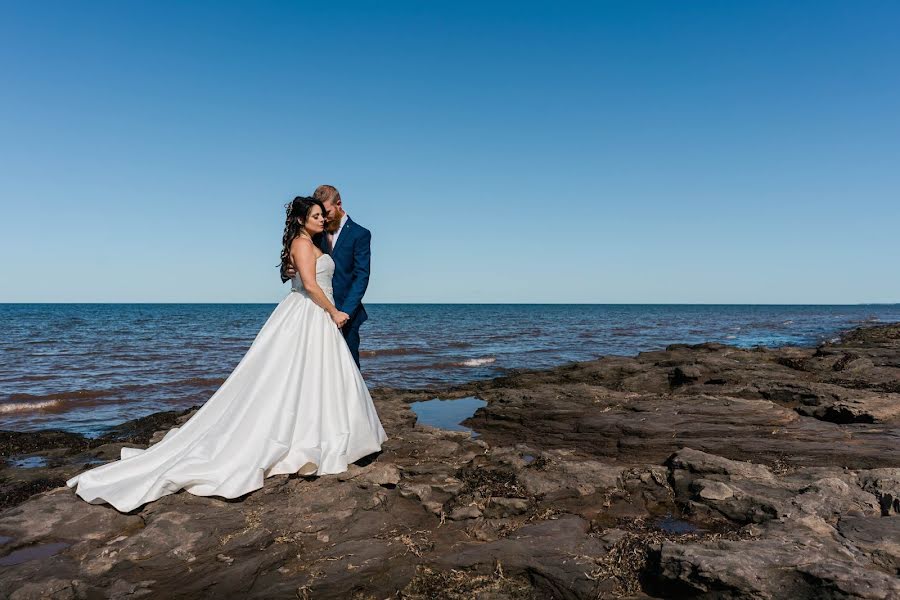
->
<box><xmin>0</xmin><ymin>323</ymin><xmax>898</xmax><ymax>598</ymax></box>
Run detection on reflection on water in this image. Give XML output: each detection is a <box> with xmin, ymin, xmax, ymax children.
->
<box><xmin>654</xmin><ymin>515</ymin><xmax>702</xmax><ymax>534</ymax></box>
<box><xmin>410</xmin><ymin>397</ymin><xmax>487</xmax><ymax>436</ymax></box>
<box><xmin>0</xmin><ymin>542</ymin><xmax>70</xmax><ymax>566</ymax></box>
<box><xmin>6</xmin><ymin>456</ymin><xmax>49</xmax><ymax>469</ymax></box>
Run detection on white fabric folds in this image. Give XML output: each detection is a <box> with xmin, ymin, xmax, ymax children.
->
<box><xmin>67</xmin><ymin>255</ymin><xmax>387</xmax><ymax>512</ymax></box>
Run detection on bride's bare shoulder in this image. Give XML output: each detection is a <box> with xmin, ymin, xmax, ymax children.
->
<box><xmin>291</xmin><ymin>236</ymin><xmax>313</xmax><ymax>250</ymax></box>
<box><xmin>290</xmin><ymin>236</ymin><xmax>322</xmax><ymax>258</ymax></box>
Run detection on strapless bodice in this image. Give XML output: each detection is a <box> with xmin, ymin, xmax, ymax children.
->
<box><xmin>290</xmin><ymin>254</ymin><xmax>335</xmax><ymax>304</ymax></box>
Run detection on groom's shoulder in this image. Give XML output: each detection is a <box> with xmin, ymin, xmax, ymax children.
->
<box><xmin>347</xmin><ymin>218</ymin><xmax>371</xmax><ymax>238</ymax></box>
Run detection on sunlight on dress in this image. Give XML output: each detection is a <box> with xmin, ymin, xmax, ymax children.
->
<box><xmin>67</xmin><ymin>254</ymin><xmax>387</xmax><ymax>512</ymax></box>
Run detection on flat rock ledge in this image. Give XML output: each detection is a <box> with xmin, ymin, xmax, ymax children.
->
<box><xmin>1</xmin><ymin>323</ymin><xmax>899</xmax><ymax>599</ymax></box>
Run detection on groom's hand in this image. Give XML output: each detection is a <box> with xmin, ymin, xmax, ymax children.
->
<box><xmin>284</xmin><ymin>265</ymin><xmax>297</xmax><ymax>279</ymax></box>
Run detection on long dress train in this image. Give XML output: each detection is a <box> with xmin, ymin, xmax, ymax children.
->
<box><xmin>67</xmin><ymin>254</ymin><xmax>387</xmax><ymax>512</ymax></box>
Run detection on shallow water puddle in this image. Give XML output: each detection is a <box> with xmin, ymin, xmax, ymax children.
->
<box><xmin>7</xmin><ymin>456</ymin><xmax>48</xmax><ymax>469</ymax></box>
<box><xmin>654</xmin><ymin>515</ymin><xmax>703</xmax><ymax>534</ymax></box>
<box><xmin>410</xmin><ymin>396</ymin><xmax>487</xmax><ymax>436</ymax></box>
<box><xmin>0</xmin><ymin>542</ymin><xmax>70</xmax><ymax>566</ymax></box>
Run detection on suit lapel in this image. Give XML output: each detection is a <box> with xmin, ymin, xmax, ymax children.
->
<box><xmin>332</xmin><ymin>218</ymin><xmax>353</xmax><ymax>254</ymax></box>
<box><xmin>318</xmin><ymin>233</ymin><xmax>330</xmax><ymax>255</ymax></box>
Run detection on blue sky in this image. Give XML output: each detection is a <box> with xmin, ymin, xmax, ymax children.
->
<box><xmin>1</xmin><ymin>1</ymin><xmax>897</xmax><ymax>303</ymax></box>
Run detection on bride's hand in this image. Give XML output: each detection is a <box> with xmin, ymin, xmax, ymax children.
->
<box><xmin>331</xmin><ymin>311</ymin><xmax>350</xmax><ymax>328</ymax></box>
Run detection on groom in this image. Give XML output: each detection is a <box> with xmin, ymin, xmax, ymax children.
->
<box><xmin>285</xmin><ymin>185</ymin><xmax>370</xmax><ymax>367</ymax></box>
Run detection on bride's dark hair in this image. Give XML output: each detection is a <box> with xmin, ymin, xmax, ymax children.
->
<box><xmin>280</xmin><ymin>196</ymin><xmax>325</xmax><ymax>280</ymax></box>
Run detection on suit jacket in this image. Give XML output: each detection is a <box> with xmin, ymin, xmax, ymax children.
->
<box><xmin>320</xmin><ymin>216</ymin><xmax>371</xmax><ymax>327</ymax></box>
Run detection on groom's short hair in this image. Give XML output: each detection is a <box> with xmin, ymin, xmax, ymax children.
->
<box><xmin>313</xmin><ymin>185</ymin><xmax>341</xmax><ymax>205</ymax></box>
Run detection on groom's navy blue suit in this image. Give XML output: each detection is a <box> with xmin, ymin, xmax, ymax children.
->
<box><xmin>320</xmin><ymin>217</ymin><xmax>371</xmax><ymax>367</ymax></box>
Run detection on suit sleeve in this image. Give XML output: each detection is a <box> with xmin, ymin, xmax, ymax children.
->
<box><xmin>339</xmin><ymin>229</ymin><xmax>371</xmax><ymax>318</ymax></box>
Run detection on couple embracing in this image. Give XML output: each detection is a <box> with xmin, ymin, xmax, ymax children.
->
<box><xmin>67</xmin><ymin>185</ymin><xmax>387</xmax><ymax>512</ymax></box>
<box><xmin>281</xmin><ymin>185</ymin><xmax>370</xmax><ymax>367</ymax></box>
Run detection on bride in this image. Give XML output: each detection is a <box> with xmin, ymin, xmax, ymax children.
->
<box><xmin>67</xmin><ymin>197</ymin><xmax>388</xmax><ymax>513</ymax></box>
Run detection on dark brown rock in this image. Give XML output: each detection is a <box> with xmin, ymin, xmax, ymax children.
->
<box><xmin>0</xmin><ymin>322</ymin><xmax>898</xmax><ymax>598</ymax></box>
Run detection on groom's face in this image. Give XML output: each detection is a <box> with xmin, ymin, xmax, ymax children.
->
<box><xmin>324</xmin><ymin>197</ymin><xmax>344</xmax><ymax>233</ymax></box>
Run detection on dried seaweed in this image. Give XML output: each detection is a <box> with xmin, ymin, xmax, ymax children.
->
<box><xmin>399</xmin><ymin>563</ymin><xmax>535</xmax><ymax>600</ymax></box>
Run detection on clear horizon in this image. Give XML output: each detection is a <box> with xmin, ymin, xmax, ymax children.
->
<box><xmin>2</xmin><ymin>302</ymin><xmax>899</xmax><ymax>307</ymax></box>
<box><xmin>1</xmin><ymin>2</ymin><xmax>898</xmax><ymax>304</ymax></box>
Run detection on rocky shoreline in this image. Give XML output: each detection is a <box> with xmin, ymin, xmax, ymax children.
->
<box><xmin>1</xmin><ymin>323</ymin><xmax>899</xmax><ymax>599</ymax></box>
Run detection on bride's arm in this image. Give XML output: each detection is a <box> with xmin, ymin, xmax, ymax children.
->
<box><xmin>290</xmin><ymin>238</ymin><xmax>350</xmax><ymax>328</ymax></box>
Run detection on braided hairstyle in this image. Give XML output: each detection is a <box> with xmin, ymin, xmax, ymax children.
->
<box><xmin>280</xmin><ymin>196</ymin><xmax>326</xmax><ymax>281</ymax></box>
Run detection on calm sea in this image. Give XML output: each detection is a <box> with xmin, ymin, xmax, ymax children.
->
<box><xmin>1</xmin><ymin>304</ymin><xmax>899</xmax><ymax>436</ymax></box>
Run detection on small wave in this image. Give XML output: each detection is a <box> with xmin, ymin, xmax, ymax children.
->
<box><xmin>783</xmin><ymin>320</ymin><xmax>794</xmax><ymax>325</ymax></box>
<box><xmin>4</xmin><ymin>378</ymin><xmax>223</xmax><ymax>409</ymax></box>
<box><xmin>360</xmin><ymin>347</ymin><xmax>428</xmax><ymax>358</ymax></box>
<box><xmin>742</xmin><ymin>320</ymin><xmax>793</xmax><ymax>331</ymax></box>
<box><xmin>179</xmin><ymin>343</ymin><xmax>216</xmax><ymax>351</ymax></box>
<box><xmin>17</xmin><ymin>374</ymin><xmax>57</xmax><ymax>382</ymax></box>
<box><xmin>111</xmin><ymin>377</ymin><xmax>224</xmax><ymax>393</ymax></box>
<box><xmin>611</xmin><ymin>327</ymin><xmax>641</xmax><ymax>337</ymax></box>
<box><xmin>851</xmin><ymin>316</ymin><xmax>880</xmax><ymax>324</ymax></box>
<box><xmin>483</xmin><ymin>333</ymin><xmax>525</xmax><ymax>342</ymax></box>
<box><xmin>457</xmin><ymin>357</ymin><xmax>497</xmax><ymax>367</ymax></box>
<box><xmin>0</xmin><ymin>399</ymin><xmax>64</xmax><ymax>413</ymax></box>
<box><xmin>8</xmin><ymin>389</ymin><xmax>107</xmax><ymax>403</ymax></box>
<box><xmin>163</xmin><ymin>377</ymin><xmax>225</xmax><ymax>388</ymax></box>
<box><xmin>398</xmin><ymin>356</ymin><xmax>499</xmax><ymax>371</ymax></box>
<box><xmin>446</xmin><ymin>341</ymin><xmax>473</xmax><ymax>349</ymax></box>
<box><xmin>725</xmin><ymin>335</ymin><xmax>737</xmax><ymax>339</ymax></box>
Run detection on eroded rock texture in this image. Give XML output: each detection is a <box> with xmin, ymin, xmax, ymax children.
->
<box><xmin>1</xmin><ymin>323</ymin><xmax>898</xmax><ymax>598</ymax></box>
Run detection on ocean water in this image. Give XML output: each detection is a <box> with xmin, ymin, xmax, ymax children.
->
<box><xmin>1</xmin><ymin>303</ymin><xmax>898</xmax><ymax>436</ymax></box>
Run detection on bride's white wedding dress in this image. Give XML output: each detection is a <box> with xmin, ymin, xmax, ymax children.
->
<box><xmin>67</xmin><ymin>254</ymin><xmax>387</xmax><ymax>512</ymax></box>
